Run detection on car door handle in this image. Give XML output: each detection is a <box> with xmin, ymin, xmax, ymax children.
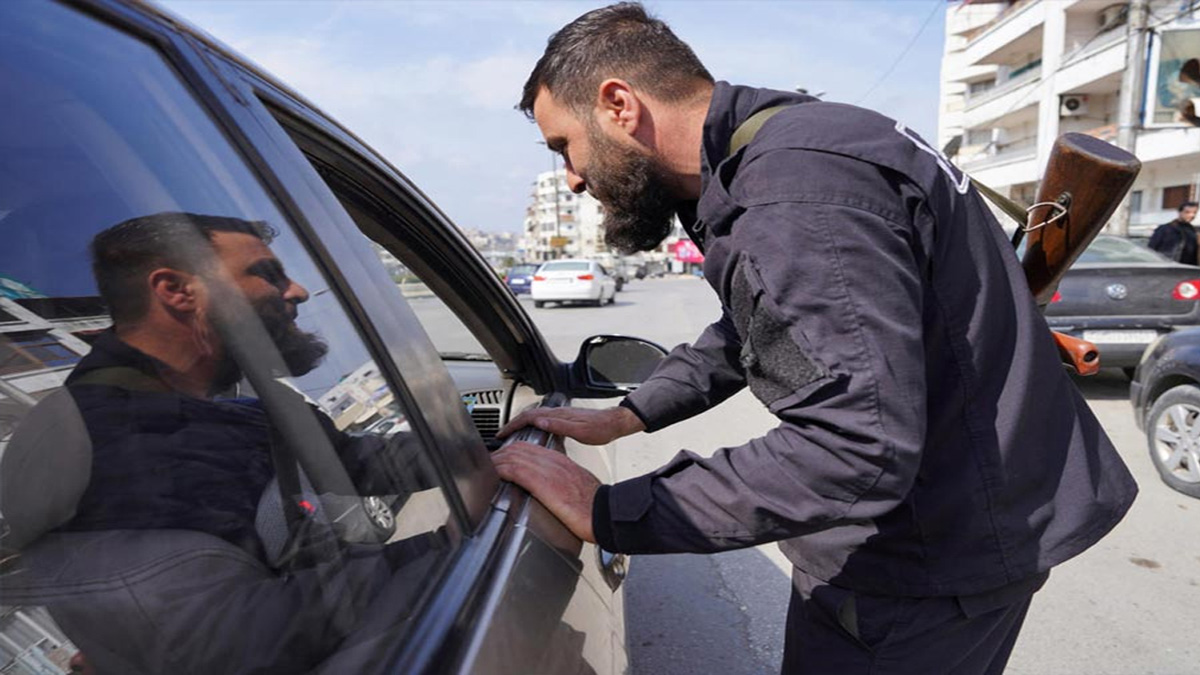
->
<box><xmin>597</xmin><ymin>547</ymin><xmax>627</xmax><ymax>591</ymax></box>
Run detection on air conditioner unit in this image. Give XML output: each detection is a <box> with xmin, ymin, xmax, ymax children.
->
<box><xmin>1099</xmin><ymin>3</ymin><xmax>1129</xmax><ymax>32</ymax></box>
<box><xmin>1060</xmin><ymin>94</ymin><xmax>1089</xmax><ymax>117</ymax></box>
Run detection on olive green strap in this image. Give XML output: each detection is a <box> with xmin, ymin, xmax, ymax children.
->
<box><xmin>727</xmin><ymin>104</ymin><xmax>1028</xmax><ymax>230</ymax></box>
<box><xmin>969</xmin><ymin>178</ymin><xmax>1028</xmax><ymax>228</ymax></box>
<box><xmin>727</xmin><ymin>105</ymin><xmax>790</xmax><ymax>158</ymax></box>
<box><xmin>71</xmin><ymin>366</ymin><xmax>172</xmax><ymax>393</ymax></box>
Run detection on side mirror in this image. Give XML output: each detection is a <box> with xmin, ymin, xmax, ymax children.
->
<box><xmin>572</xmin><ymin>335</ymin><xmax>668</xmax><ymax>396</ymax></box>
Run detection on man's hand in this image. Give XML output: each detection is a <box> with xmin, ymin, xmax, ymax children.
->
<box><xmin>497</xmin><ymin>405</ymin><xmax>645</xmax><ymax>446</ymax></box>
<box><xmin>492</xmin><ymin>441</ymin><xmax>601</xmax><ymax>543</ymax></box>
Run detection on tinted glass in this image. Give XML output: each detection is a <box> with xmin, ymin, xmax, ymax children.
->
<box><xmin>1016</xmin><ymin>235</ymin><xmax>1169</xmax><ymax>264</ymax></box>
<box><xmin>0</xmin><ymin>4</ymin><xmax>456</xmax><ymax>673</ymax></box>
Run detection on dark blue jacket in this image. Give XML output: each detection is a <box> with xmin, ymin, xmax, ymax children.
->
<box><xmin>1147</xmin><ymin>219</ymin><xmax>1198</xmax><ymax>265</ymax></box>
<box><xmin>594</xmin><ymin>83</ymin><xmax>1137</xmax><ymax>597</ymax></box>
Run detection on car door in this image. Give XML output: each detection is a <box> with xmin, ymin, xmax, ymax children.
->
<box><xmin>0</xmin><ymin>2</ymin><xmax>625</xmax><ymax>674</ymax></box>
<box><xmin>161</xmin><ymin>13</ymin><xmax>629</xmax><ymax>675</ymax></box>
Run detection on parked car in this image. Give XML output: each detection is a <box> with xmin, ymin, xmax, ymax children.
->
<box><xmin>1130</xmin><ymin>328</ymin><xmax>1200</xmax><ymax>498</ymax></box>
<box><xmin>503</xmin><ymin>263</ymin><xmax>539</xmax><ymax>295</ymax></box>
<box><xmin>0</xmin><ymin>2</ymin><xmax>664</xmax><ymax>673</ymax></box>
<box><xmin>530</xmin><ymin>259</ymin><xmax>618</xmax><ymax>308</ymax></box>
<box><xmin>1028</xmin><ymin>234</ymin><xmax>1200</xmax><ymax>374</ymax></box>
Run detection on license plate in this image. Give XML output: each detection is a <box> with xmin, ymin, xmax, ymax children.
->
<box><xmin>1082</xmin><ymin>329</ymin><xmax>1159</xmax><ymax>344</ymax></box>
<box><xmin>511</xmin><ymin>279</ymin><xmax>526</xmax><ymax>284</ymax></box>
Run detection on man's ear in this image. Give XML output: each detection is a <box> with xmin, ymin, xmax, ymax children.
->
<box><xmin>146</xmin><ymin>268</ymin><xmax>201</xmax><ymax>313</ymax></box>
<box><xmin>597</xmin><ymin>78</ymin><xmax>642</xmax><ymax>136</ymax></box>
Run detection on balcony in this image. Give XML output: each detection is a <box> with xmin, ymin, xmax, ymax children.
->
<box><xmin>963</xmin><ymin>0</ymin><xmax>1046</xmax><ymax>68</ymax></box>
<box><xmin>959</xmin><ymin>135</ymin><xmax>1038</xmax><ymax>172</ymax></box>
<box><xmin>1136</xmin><ymin>126</ymin><xmax>1200</xmax><ymax>163</ymax></box>
<box><xmin>963</xmin><ymin>69</ymin><xmax>1041</xmax><ymax>128</ymax></box>
<box><xmin>1055</xmin><ymin>32</ymin><xmax>1126</xmax><ymax>95</ymax></box>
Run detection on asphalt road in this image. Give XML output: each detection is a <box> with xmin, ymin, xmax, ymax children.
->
<box><xmin>514</xmin><ymin>276</ymin><xmax>1200</xmax><ymax>675</ymax></box>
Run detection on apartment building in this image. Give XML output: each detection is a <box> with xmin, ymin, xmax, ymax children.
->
<box><xmin>521</xmin><ymin>168</ymin><xmax>601</xmax><ymax>261</ymax></box>
<box><xmin>939</xmin><ymin>0</ymin><xmax>1200</xmax><ymax>235</ymax></box>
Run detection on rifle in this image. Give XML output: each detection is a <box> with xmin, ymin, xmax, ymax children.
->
<box><xmin>980</xmin><ymin>132</ymin><xmax>1141</xmax><ymax>375</ymax></box>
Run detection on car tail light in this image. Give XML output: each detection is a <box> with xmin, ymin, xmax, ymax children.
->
<box><xmin>577</xmin><ymin>274</ymin><xmax>594</xmax><ymax>280</ymax></box>
<box><xmin>1173</xmin><ymin>280</ymin><xmax>1200</xmax><ymax>300</ymax></box>
<box><xmin>1051</xmin><ymin>291</ymin><xmax>1062</xmax><ymax>303</ymax></box>
<box><xmin>533</xmin><ymin>275</ymin><xmax>546</xmax><ymax>281</ymax></box>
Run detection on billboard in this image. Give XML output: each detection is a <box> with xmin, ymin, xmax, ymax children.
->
<box><xmin>1152</xmin><ymin>28</ymin><xmax>1200</xmax><ymax>125</ymax></box>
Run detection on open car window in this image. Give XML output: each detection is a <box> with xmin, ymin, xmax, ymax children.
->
<box><xmin>0</xmin><ymin>3</ymin><xmax>462</xmax><ymax>673</ymax></box>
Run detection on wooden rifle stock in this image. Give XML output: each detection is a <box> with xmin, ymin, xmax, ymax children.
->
<box><xmin>1012</xmin><ymin>133</ymin><xmax>1140</xmax><ymax>374</ymax></box>
<box><xmin>1021</xmin><ymin>133</ymin><xmax>1141</xmax><ymax>305</ymax></box>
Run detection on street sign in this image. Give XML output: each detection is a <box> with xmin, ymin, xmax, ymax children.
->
<box><xmin>550</xmin><ymin>236</ymin><xmax>570</xmax><ymax>248</ymax></box>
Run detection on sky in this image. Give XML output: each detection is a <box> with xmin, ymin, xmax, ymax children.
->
<box><xmin>159</xmin><ymin>0</ymin><xmax>950</xmax><ymax>235</ymax></box>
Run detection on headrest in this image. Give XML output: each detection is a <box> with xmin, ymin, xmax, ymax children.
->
<box><xmin>0</xmin><ymin>387</ymin><xmax>92</xmax><ymax>550</ymax></box>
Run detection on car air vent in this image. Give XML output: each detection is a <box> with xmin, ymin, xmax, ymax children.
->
<box><xmin>471</xmin><ymin>408</ymin><xmax>501</xmax><ymax>440</ymax></box>
<box><xmin>473</xmin><ymin>389</ymin><xmax>504</xmax><ymax>406</ymax></box>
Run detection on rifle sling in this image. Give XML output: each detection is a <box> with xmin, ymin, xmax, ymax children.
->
<box><xmin>726</xmin><ymin>105</ymin><xmax>1029</xmax><ymax>232</ymax></box>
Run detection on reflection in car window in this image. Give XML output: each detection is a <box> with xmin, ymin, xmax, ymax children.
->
<box><xmin>0</xmin><ymin>4</ymin><xmax>456</xmax><ymax>674</ymax></box>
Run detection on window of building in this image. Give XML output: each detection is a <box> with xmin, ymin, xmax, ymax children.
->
<box><xmin>1130</xmin><ymin>190</ymin><xmax>1143</xmax><ymax>213</ymax></box>
<box><xmin>1162</xmin><ymin>185</ymin><xmax>1193</xmax><ymax>210</ymax></box>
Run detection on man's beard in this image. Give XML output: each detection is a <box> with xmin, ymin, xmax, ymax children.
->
<box><xmin>211</xmin><ymin>295</ymin><xmax>328</xmax><ymax>392</ymax></box>
<box><xmin>585</xmin><ymin>125</ymin><xmax>679</xmax><ymax>254</ymax></box>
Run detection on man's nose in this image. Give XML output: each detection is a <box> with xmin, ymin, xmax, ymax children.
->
<box><xmin>283</xmin><ymin>279</ymin><xmax>310</xmax><ymax>304</ymax></box>
<box><xmin>565</xmin><ymin>168</ymin><xmax>587</xmax><ymax>194</ymax></box>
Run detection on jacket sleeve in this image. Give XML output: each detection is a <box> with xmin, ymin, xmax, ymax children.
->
<box><xmin>593</xmin><ymin>178</ymin><xmax>929</xmax><ymax>554</ymax></box>
<box><xmin>619</xmin><ymin>311</ymin><xmax>747</xmax><ymax>432</ymax></box>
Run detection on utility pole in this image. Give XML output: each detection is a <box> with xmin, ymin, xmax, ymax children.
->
<box><xmin>1112</xmin><ymin>0</ymin><xmax>1150</xmax><ymax>236</ymax></box>
<box><xmin>550</xmin><ymin>153</ymin><xmax>562</xmax><ymax>260</ymax></box>
<box><xmin>537</xmin><ymin>141</ymin><xmax>563</xmax><ymax>260</ymax></box>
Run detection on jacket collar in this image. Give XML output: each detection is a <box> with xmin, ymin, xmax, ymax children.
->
<box><xmin>675</xmin><ymin>82</ymin><xmax>816</xmax><ymax>247</ymax></box>
<box><xmin>65</xmin><ymin>328</ymin><xmax>173</xmax><ymax>386</ymax></box>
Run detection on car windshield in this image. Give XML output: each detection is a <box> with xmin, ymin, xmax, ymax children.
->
<box><xmin>1015</xmin><ymin>235</ymin><xmax>1169</xmax><ymax>264</ymax></box>
<box><xmin>509</xmin><ymin>265</ymin><xmax>538</xmax><ymax>276</ymax></box>
<box><xmin>540</xmin><ymin>262</ymin><xmax>590</xmax><ymax>272</ymax></box>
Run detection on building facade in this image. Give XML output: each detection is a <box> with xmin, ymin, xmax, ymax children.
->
<box><xmin>939</xmin><ymin>0</ymin><xmax>1200</xmax><ymax>235</ymax></box>
<box><xmin>521</xmin><ymin>168</ymin><xmax>601</xmax><ymax>262</ymax></box>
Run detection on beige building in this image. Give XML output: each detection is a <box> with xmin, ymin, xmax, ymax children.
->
<box><xmin>939</xmin><ymin>0</ymin><xmax>1200</xmax><ymax>235</ymax></box>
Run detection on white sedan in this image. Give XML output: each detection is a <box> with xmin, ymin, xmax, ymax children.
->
<box><xmin>531</xmin><ymin>259</ymin><xmax>618</xmax><ymax>308</ymax></box>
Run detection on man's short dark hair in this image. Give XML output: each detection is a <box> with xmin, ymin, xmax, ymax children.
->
<box><xmin>91</xmin><ymin>212</ymin><xmax>277</xmax><ymax>325</ymax></box>
<box><xmin>1180</xmin><ymin>201</ymin><xmax>1198</xmax><ymax>212</ymax></box>
<box><xmin>518</xmin><ymin>2</ymin><xmax>713</xmax><ymax>119</ymax></box>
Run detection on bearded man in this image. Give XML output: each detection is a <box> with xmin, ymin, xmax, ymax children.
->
<box><xmin>493</xmin><ymin>4</ymin><xmax>1137</xmax><ymax>674</ymax></box>
<box><xmin>2</xmin><ymin>212</ymin><xmax>435</xmax><ymax>675</ymax></box>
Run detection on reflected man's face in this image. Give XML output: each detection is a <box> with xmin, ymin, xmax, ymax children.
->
<box><xmin>207</xmin><ymin>231</ymin><xmax>328</xmax><ymax>380</ymax></box>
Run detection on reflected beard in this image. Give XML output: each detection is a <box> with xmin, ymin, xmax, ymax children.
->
<box><xmin>586</xmin><ymin>127</ymin><xmax>679</xmax><ymax>254</ymax></box>
<box><xmin>210</xmin><ymin>296</ymin><xmax>329</xmax><ymax>391</ymax></box>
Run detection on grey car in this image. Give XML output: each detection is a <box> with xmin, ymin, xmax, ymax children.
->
<box><xmin>0</xmin><ymin>1</ymin><xmax>660</xmax><ymax>673</ymax></box>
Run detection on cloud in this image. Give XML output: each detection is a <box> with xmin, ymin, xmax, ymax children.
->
<box><xmin>157</xmin><ymin>0</ymin><xmax>946</xmax><ymax>233</ymax></box>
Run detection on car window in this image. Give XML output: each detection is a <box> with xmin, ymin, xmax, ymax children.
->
<box><xmin>509</xmin><ymin>265</ymin><xmax>539</xmax><ymax>276</ymax></box>
<box><xmin>1015</xmin><ymin>234</ymin><xmax>1169</xmax><ymax>263</ymax></box>
<box><xmin>1076</xmin><ymin>236</ymin><xmax>1169</xmax><ymax>263</ymax></box>
<box><xmin>540</xmin><ymin>261</ymin><xmax>591</xmax><ymax>272</ymax></box>
<box><xmin>0</xmin><ymin>4</ymin><xmax>458</xmax><ymax>673</ymax></box>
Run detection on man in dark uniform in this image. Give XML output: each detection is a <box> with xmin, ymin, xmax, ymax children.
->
<box><xmin>492</xmin><ymin>4</ymin><xmax>1137</xmax><ymax>673</ymax></box>
<box><xmin>1148</xmin><ymin>201</ymin><xmax>1199</xmax><ymax>264</ymax></box>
